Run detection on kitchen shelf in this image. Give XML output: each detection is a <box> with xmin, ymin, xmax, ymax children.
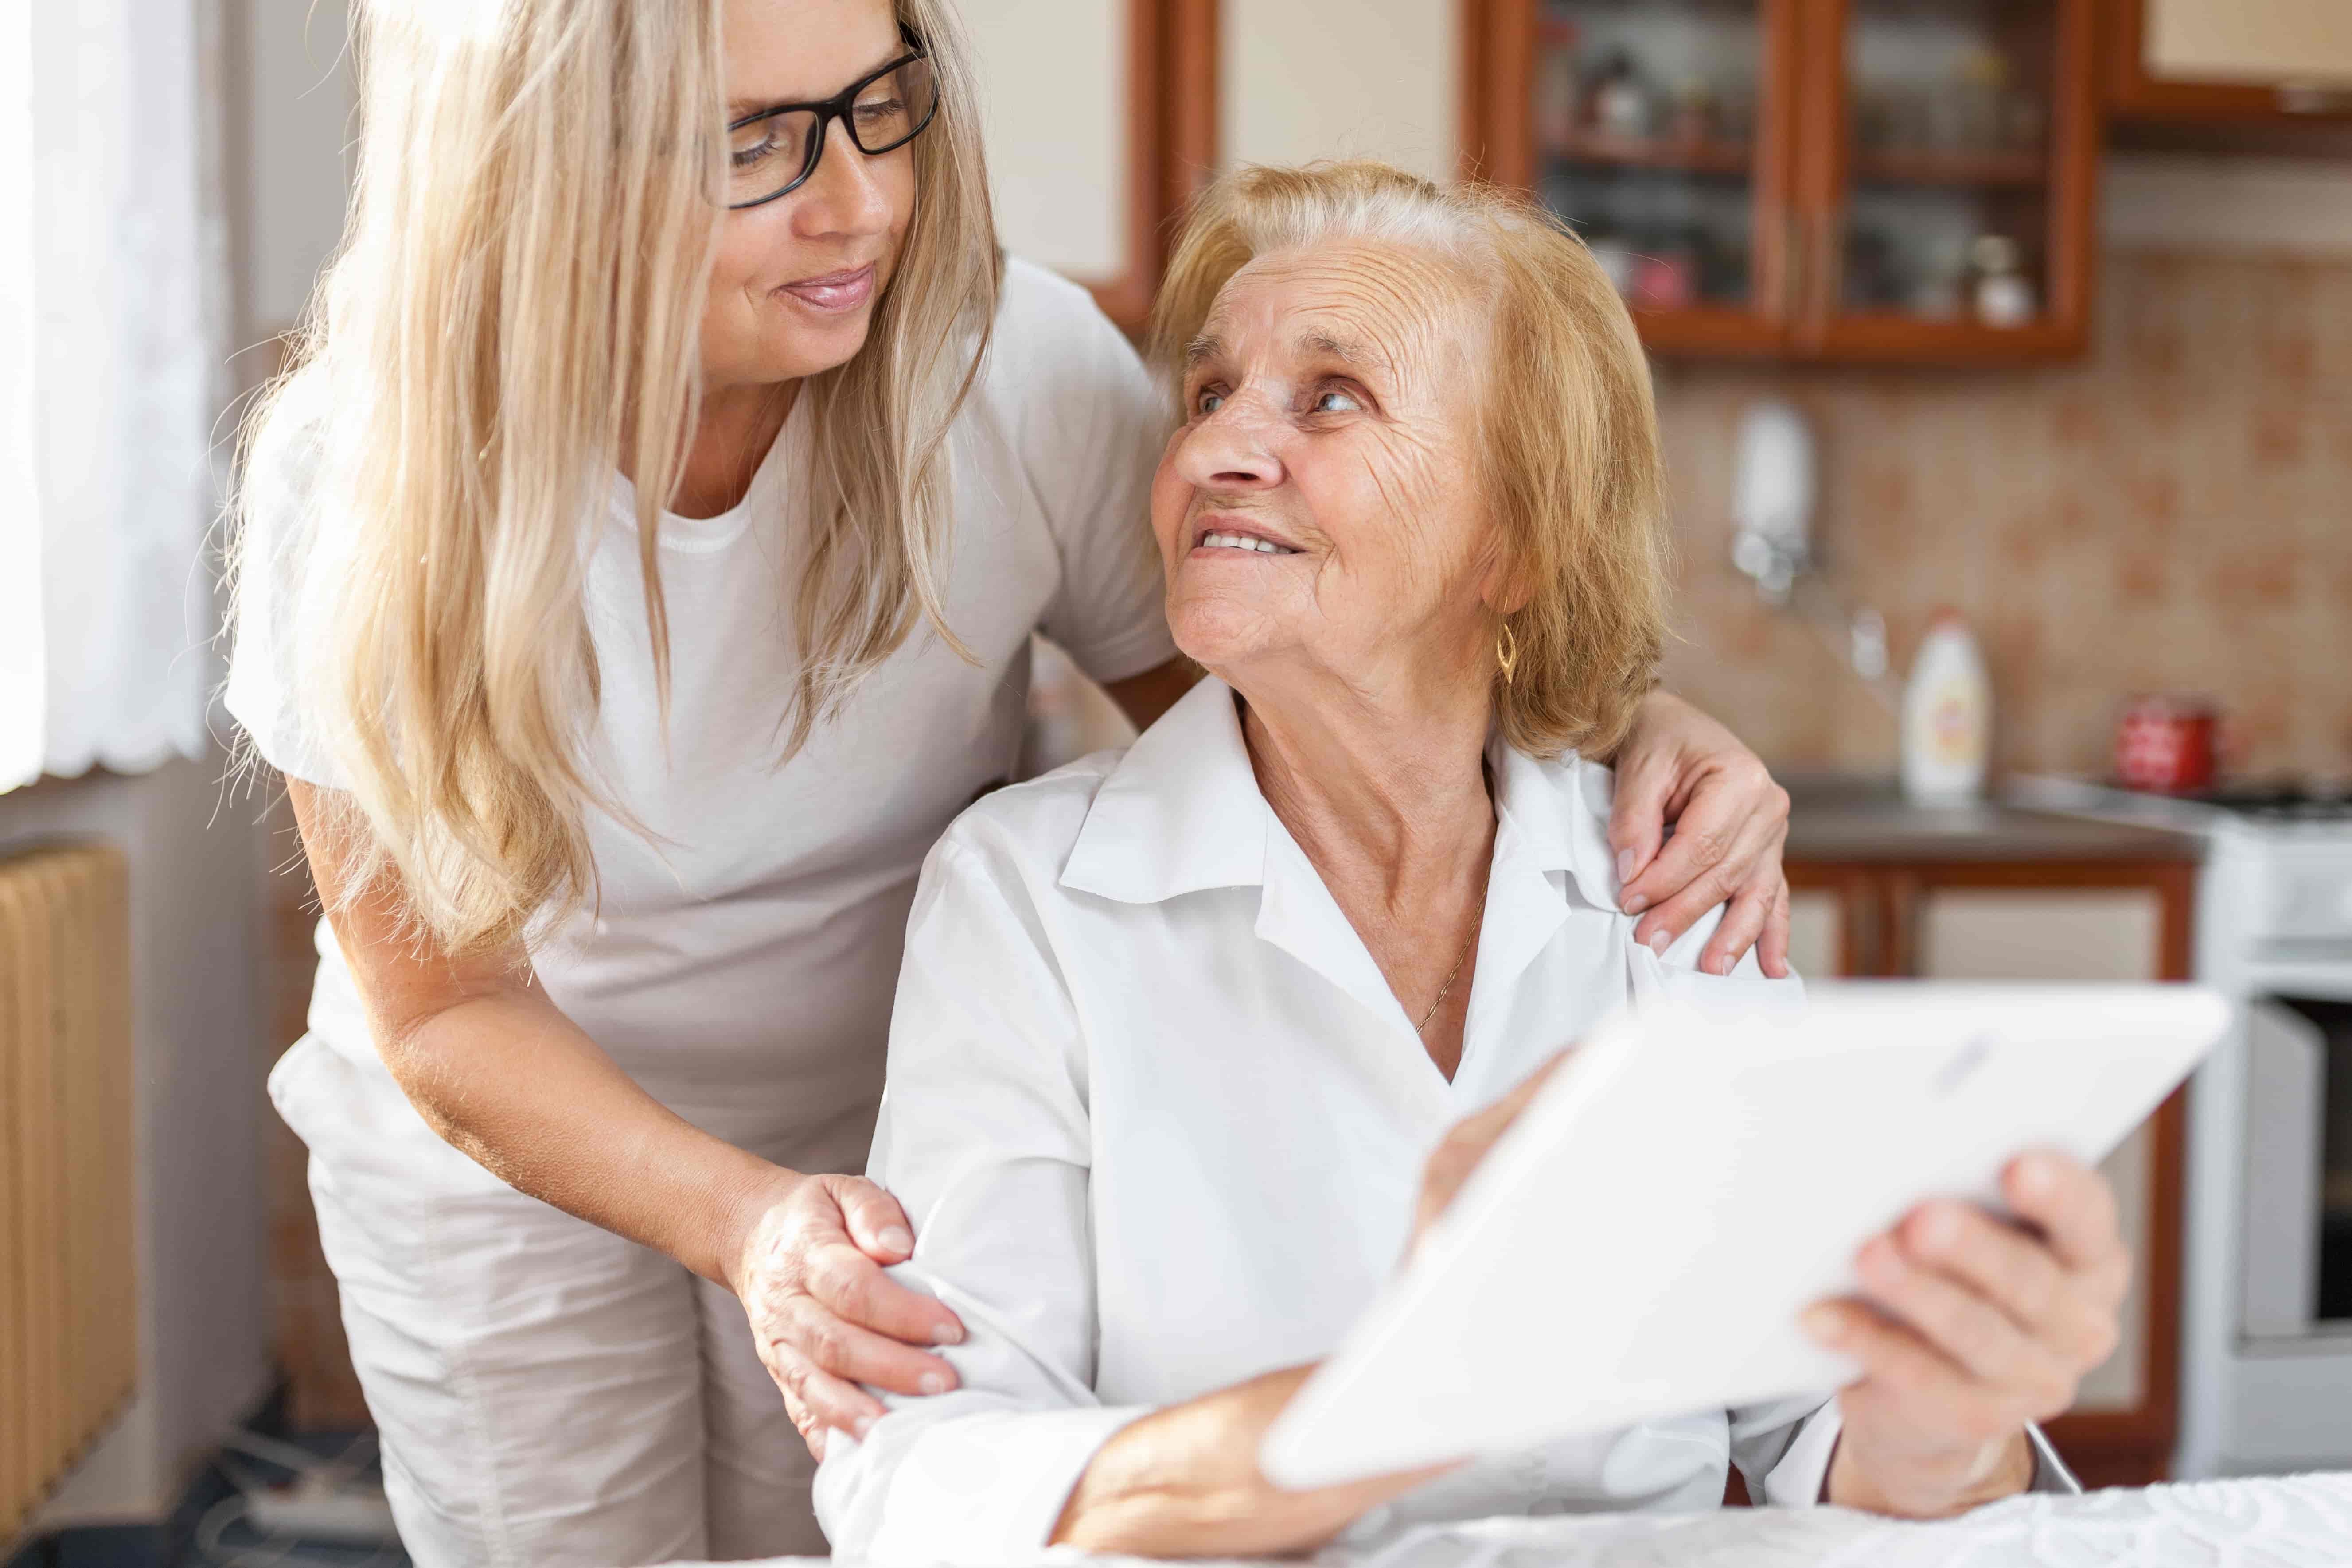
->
<box><xmin>1852</xmin><ymin>148</ymin><xmax>2048</xmax><ymax>188</ymax></box>
<box><xmin>1542</xmin><ymin>132</ymin><xmax>1757</xmax><ymax>176</ymax></box>
<box><xmin>1466</xmin><ymin>0</ymin><xmax>2099</xmax><ymax>366</ymax></box>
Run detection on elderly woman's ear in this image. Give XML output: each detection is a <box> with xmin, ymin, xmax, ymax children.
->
<box><xmin>1479</xmin><ymin>552</ymin><xmax>1537</xmax><ymax>624</ymax></box>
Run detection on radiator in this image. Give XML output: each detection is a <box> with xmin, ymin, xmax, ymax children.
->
<box><xmin>1</xmin><ymin>846</ymin><xmax>135</xmax><ymax>1541</ymax></box>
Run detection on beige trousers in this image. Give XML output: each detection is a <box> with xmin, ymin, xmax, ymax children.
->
<box><xmin>271</xmin><ymin>1032</ymin><xmax>826</xmax><ymax>1568</ymax></box>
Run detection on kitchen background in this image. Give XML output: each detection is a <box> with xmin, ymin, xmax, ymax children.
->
<box><xmin>4</xmin><ymin>0</ymin><xmax>2349</xmax><ymax>1563</ymax></box>
<box><xmin>1659</xmin><ymin>250</ymin><xmax>2352</xmax><ymax>781</ymax></box>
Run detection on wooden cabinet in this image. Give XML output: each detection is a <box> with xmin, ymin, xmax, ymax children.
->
<box><xmin>1464</xmin><ymin>0</ymin><xmax>1805</xmax><ymax>356</ymax></box>
<box><xmin>969</xmin><ymin>0</ymin><xmax>1217</xmax><ymax>336</ymax></box>
<box><xmin>1463</xmin><ymin>0</ymin><xmax>2103</xmax><ymax>363</ymax></box>
<box><xmin>1789</xmin><ymin>854</ymin><xmax>2198</xmax><ymax>1485</ymax></box>
<box><xmin>2106</xmin><ymin>0</ymin><xmax>2352</xmax><ymax>122</ymax></box>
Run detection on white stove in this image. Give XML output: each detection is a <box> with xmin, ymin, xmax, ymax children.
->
<box><xmin>2015</xmin><ymin>777</ymin><xmax>2352</xmax><ymax>1476</ymax></box>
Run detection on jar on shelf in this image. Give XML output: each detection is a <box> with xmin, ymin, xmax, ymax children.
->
<box><xmin>1585</xmin><ymin>50</ymin><xmax>1654</xmax><ymax>140</ymax></box>
<box><xmin>1970</xmin><ymin>235</ymin><xmax>2036</xmax><ymax>328</ymax></box>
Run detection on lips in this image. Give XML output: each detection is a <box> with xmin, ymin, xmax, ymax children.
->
<box><xmin>776</xmin><ymin>263</ymin><xmax>876</xmax><ymax>314</ymax></box>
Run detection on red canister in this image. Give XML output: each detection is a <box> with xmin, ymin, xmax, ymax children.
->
<box><xmin>2115</xmin><ymin>696</ymin><xmax>2219</xmax><ymax>794</ymax></box>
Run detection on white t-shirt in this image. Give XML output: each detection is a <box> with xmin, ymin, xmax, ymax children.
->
<box><xmin>227</xmin><ymin>259</ymin><xmax>1179</xmax><ymax>1167</ymax></box>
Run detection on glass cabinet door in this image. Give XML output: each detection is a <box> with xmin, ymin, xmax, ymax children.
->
<box><xmin>1805</xmin><ymin>0</ymin><xmax>2098</xmax><ymax>359</ymax></box>
<box><xmin>1517</xmin><ymin>0</ymin><xmax>1799</xmax><ymax>354</ymax></box>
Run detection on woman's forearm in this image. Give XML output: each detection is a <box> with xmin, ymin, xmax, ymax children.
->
<box><xmin>1050</xmin><ymin>1365</ymin><xmax>1444</xmax><ymax>1558</ymax></box>
<box><xmin>379</xmin><ymin>987</ymin><xmax>786</xmax><ymax>1284</ymax></box>
<box><xmin>290</xmin><ymin>776</ymin><xmax>792</xmax><ymax>1286</ymax></box>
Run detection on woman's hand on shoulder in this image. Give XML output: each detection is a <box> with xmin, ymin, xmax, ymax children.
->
<box><xmin>1608</xmin><ymin>692</ymin><xmax>1792</xmax><ymax>979</ymax></box>
<box><xmin>723</xmin><ymin>1168</ymin><xmax>968</xmax><ymax>1459</ymax></box>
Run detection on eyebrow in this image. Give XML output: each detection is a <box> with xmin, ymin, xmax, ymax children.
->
<box><xmin>727</xmin><ymin>42</ymin><xmax>905</xmax><ymax>117</ymax></box>
<box><xmin>1183</xmin><ymin>329</ymin><xmax>1392</xmax><ymax>374</ymax></box>
<box><xmin>1296</xmin><ymin>331</ymin><xmax>1389</xmax><ymax>373</ymax></box>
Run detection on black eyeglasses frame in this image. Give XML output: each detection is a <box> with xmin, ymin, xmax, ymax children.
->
<box><xmin>724</xmin><ymin>38</ymin><xmax>939</xmax><ymax>211</ymax></box>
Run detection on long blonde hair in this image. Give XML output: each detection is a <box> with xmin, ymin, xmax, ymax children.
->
<box><xmin>234</xmin><ymin>0</ymin><xmax>999</xmax><ymax>954</ymax></box>
<box><xmin>1151</xmin><ymin>162</ymin><xmax>1667</xmax><ymax>761</ymax></box>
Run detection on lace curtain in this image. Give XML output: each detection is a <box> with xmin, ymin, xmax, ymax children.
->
<box><xmin>0</xmin><ymin>0</ymin><xmax>222</xmax><ymax>793</ymax></box>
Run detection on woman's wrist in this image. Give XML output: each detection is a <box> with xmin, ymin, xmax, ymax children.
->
<box><xmin>1827</xmin><ymin>1428</ymin><xmax>2033</xmax><ymax>1518</ymax></box>
<box><xmin>706</xmin><ymin>1155</ymin><xmax>806</xmax><ymax>1292</ymax></box>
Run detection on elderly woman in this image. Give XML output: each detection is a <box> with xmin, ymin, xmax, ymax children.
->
<box><xmin>812</xmin><ymin>164</ymin><xmax>2127</xmax><ymax>1561</ymax></box>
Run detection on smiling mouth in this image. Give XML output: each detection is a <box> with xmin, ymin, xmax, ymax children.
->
<box><xmin>776</xmin><ymin>263</ymin><xmax>876</xmax><ymax>313</ymax></box>
<box><xmin>1194</xmin><ymin>525</ymin><xmax>1300</xmax><ymax>556</ymax></box>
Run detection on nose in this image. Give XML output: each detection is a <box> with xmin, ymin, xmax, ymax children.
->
<box><xmin>1173</xmin><ymin>394</ymin><xmax>1284</xmax><ymax>491</ymax></box>
<box><xmin>790</xmin><ymin>124</ymin><xmax>894</xmax><ymax>240</ymax></box>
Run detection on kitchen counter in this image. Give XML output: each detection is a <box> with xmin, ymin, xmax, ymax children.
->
<box><xmin>1784</xmin><ymin>776</ymin><xmax>2202</xmax><ymax>864</ymax></box>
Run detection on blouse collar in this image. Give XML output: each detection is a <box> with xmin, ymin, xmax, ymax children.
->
<box><xmin>1059</xmin><ymin>675</ymin><xmax>1625</xmax><ymax>919</ymax></box>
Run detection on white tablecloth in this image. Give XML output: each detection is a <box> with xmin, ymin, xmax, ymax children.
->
<box><xmin>722</xmin><ymin>1472</ymin><xmax>2352</xmax><ymax>1567</ymax></box>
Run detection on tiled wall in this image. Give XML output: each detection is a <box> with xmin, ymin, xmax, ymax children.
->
<box><xmin>1652</xmin><ymin>246</ymin><xmax>2352</xmax><ymax>783</ymax></box>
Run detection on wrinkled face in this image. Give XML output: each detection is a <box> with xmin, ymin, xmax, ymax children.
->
<box><xmin>704</xmin><ymin>0</ymin><xmax>916</xmax><ymax>391</ymax></box>
<box><xmin>1152</xmin><ymin>240</ymin><xmax>1507</xmax><ymax>696</ymax></box>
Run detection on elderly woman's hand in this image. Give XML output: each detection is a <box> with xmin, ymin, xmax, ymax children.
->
<box><xmin>1609</xmin><ymin>692</ymin><xmax>1792</xmax><ymax>979</ymax></box>
<box><xmin>722</xmin><ymin>1166</ymin><xmax>967</xmax><ymax>1459</ymax></box>
<box><xmin>1806</xmin><ymin>1152</ymin><xmax>2129</xmax><ymax>1517</ymax></box>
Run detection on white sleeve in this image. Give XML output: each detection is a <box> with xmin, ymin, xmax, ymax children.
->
<box><xmin>1732</xmin><ymin>1397</ymin><xmax>2080</xmax><ymax>1506</ymax></box>
<box><xmin>812</xmin><ymin>833</ymin><xmax>1149</xmax><ymax>1564</ymax></box>
<box><xmin>222</xmin><ymin>376</ymin><xmax>348</xmax><ymax>788</ymax></box>
<box><xmin>1730</xmin><ymin>1393</ymin><xmax>1843</xmax><ymax>1504</ymax></box>
<box><xmin>997</xmin><ymin>263</ymin><xmax>1179</xmax><ymax>687</ymax></box>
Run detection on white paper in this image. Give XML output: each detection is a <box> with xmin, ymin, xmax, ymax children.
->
<box><xmin>1263</xmin><ymin>982</ymin><xmax>2229</xmax><ymax>1488</ymax></box>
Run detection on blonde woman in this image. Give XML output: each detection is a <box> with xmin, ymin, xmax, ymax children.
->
<box><xmin>228</xmin><ymin>3</ymin><xmax>1797</xmax><ymax>1564</ymax></box>
<box><xmin>816</xmin><ymin>164</ymin><xmax>2108</xmax><ymax>1562</ymax></box>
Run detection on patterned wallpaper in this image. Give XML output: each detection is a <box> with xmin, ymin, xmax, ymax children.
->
<box><xmin>1651</xmin><ymin>247</ymin><xmax>2352</xmax><ymax>784</ymax></box>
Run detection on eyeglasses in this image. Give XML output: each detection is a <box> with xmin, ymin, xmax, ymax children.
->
<box><xmin>725</xmin><ymin>43</ymin><xmax>940</xmax><ymax>210</ymax></box>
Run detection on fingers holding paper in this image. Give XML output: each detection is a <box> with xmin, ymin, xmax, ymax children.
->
<box><xmin>1804</xmin><ymin>1151</ymin><xmax>2127</xmax><ymax>1517</ymax></box>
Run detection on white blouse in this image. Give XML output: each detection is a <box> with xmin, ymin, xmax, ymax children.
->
<box><xmin>816</xmin><ymin>678</ymin><xmax>1892</xmax><ymax>1560</ymax></box>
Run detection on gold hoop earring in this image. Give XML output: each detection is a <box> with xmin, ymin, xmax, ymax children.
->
<box><xmin>1496</xmin><ymin>620</ymin><xmax>1520</xmax><ymax>685</ymax></box>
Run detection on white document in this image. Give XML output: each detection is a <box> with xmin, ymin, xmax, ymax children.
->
<box><xmin>1262</xmin><ymin>982</ymin><xmax>2230</xmax><ymax>1488</ymax></box>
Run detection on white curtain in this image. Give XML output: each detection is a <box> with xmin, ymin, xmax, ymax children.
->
<box><xmin>1</xmin><ymin>0</ymin><xmax>221</xmax><ymax>793</ymax></box>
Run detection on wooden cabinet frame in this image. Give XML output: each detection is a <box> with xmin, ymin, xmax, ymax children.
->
<box><xmin>1793</xmin><ymin>856</ymin><xmax>2198</xmax><ymax>1486</ymax></box>
<box><xmin>1088</xmin><ymin>0</ymin><xmax>1223</xmax><ymax>335</ymax></box>
<box><xmin>1797</xmin><ymin>0</ymin><xmax>2102</xmax><ymax>362</ymax></box>
<box><xmin>1459</xmin><ymin>0</ymin><xmax>2103</xmax><ymax>364</ymax></box>
<box><xmin>2103</xmin><ymin>0</ymin><xmax>2352</xmax><ymax>123</ymax></box>
<box><xmin>1461</xmin><ymin>0</ymin><xmax>1805</xmax><ymax>358</ymax></box>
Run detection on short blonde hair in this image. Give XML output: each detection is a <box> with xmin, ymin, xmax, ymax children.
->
<box><xmin>1150</xmin><ymin>161</ymin><xmax>1668</xmax><ymax>761</ymax></box>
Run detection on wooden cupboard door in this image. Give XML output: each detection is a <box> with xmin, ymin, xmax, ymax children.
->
<box><xmin>1788</xmin><ymin>865</ymin><xmax>1883</xmax><ymax>977</ymax></box>
<box><xmin>2111</xmin><ymin>0</ymin><xmax>2352</xmax><ymax>120</ymax></box>
<box><xmin>1221</xmin><ymin>0</ymin><xmax>1461</xmax><ymax>183</ymax></box>
<box><xmin>963</xmin><ymin>0</ymin><xmax>1218</xmax><ymax>334</ymax></box>
<box><xmin>1912</xmin><ymin>886</ymin><xmax>2165</xmax><ymax>1419</ymax></box>
<box><xmin>2145</xmin><ymin>0</ymin><xmax>2352</xmax><ymax>86</ymax></box>
<box><xmin>1794</xmin><ymin>0</ymin><xmax>2101</xmax><ymax>363</ymax></box>
<box><xmin>966</xmin><ymin>3</ymin><xmax>1139</xmax><ymax>295</ymax></box>
<box><xmin>1786</xmin><ymin>888</ymin><xmax>1847</xmax><ymax>980</ymax></box>
<box><xmin>1461</xmin><ymin>0</ymin><xmax>1806</xmax><ymax>356</ymax></box>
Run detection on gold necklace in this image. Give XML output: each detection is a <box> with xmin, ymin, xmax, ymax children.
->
<box><xmin>1414</xmin><ymin>909</ymin><xmax>1483</xmax><ymax>1035</ymax></box>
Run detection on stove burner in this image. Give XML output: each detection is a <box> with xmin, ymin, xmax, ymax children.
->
<box><xmin>2175</xmin><ymin>785</ymin><xmax>2352</xmax><ymax>823</ymax></box>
